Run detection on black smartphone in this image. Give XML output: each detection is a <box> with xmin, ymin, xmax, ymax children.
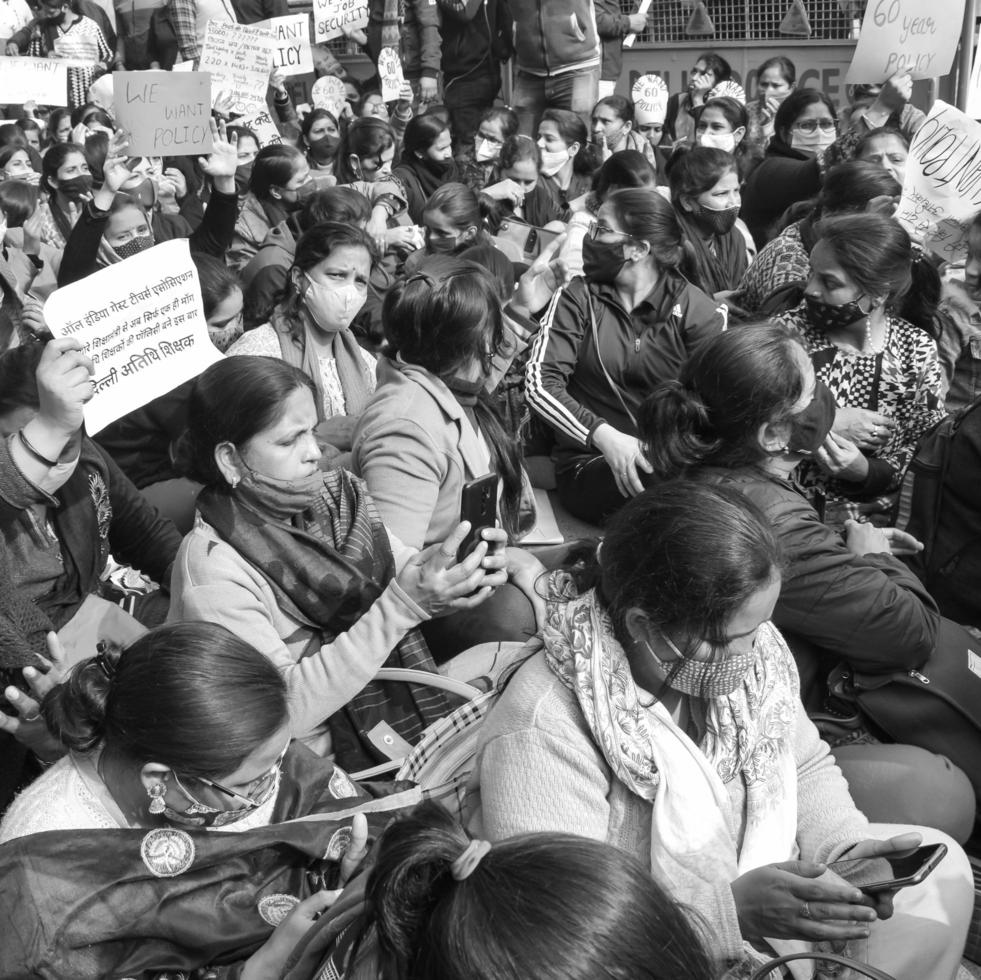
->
<box><xmin>457</xmin><ymin>473</ymin><xmax>499</xmax><ymax>564</ymax></box>
<box><xmin>828</xmin><ymin>842</ymin><xmax>947</xmax><ymax>894</ymax></box>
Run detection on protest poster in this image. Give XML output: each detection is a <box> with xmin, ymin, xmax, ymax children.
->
<box><xmin>312</xmin><ymin>0</ymin><xmax>368</xmax><ymax>43</ymax></box>
<box><xmin>377</xmin><ymin>47</ymin><xmax>404</xmax><ymax>103</ymax></box>
<box><xmin>967</xmin><ymin>47</ymin><xmax>981</xmax><ymax>119</ymax></box>
<box><xmin>113</xmin><ymin>71</ymin><xmax>214</xmax><ymax>157</ymax></box>
<box><xmin>895</xmin><ymin>101</ymin><xmax>981</xmax><ymax>263</ymax></box>
<box><xmin>259</xmin><ymin>14</ymin><xmax>313</xmax><ymax>76</ymax></box>
<box><xmin>236</xmin><ymin>107</ymin><xmax>284</xmax><ymax>147</ymax></box>
<box><xmin>311</xmin><ymin>75</ymin><xmax>347</xmax><ymax>117</ymax></box>
<box><xmin>172</xmin><ymin>60</ymin><xmax>195</xmax><ymax>72</ymax></box>
<box><xmin>0</xmin><ymin>57</ymin><xmax>68</xmax><ymax>106</ymax></box>
<box><xmin>199</xmin><ymin>20</ymin><xmax>276</xmax><ymax>116</ymax></box>
<box><xmin>631</xmin><ymin>73</ymin><xmax>668</xmax><ymax>122</ymax></box>
<box><xmin>846</xmin><ymin>0</ymin><xmax>964</xmax><ymax>83</ymax></box>
<box><xmin>43</xmin><ymin>239</ymin><xmax>223</xmax><ymax>435</ymax></box>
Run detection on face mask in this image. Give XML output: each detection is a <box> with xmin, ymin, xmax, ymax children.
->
<box><xmin>804</xmin><ymin>294</ymin><xmax>869</xmax><ymax>333</ymax></box>
<box><xmin>304</xmin><ymin>274</ymin><xmax>367</xmax><ymax>333</ymax></box>
<box><xmin>280</xmin><ymin>180</ymin><xmax>317</xmax><ymax>212</ymax></box>
<box><xmin>698</xmin><ymin>131</ymin><xmax>736</xmax><ymax>153</ymax></box>
<box><xmin>426</xmin><ymin>231</ymin><xmax>462</xmax><ymax>255</ymax></box>
<box><xmin>583</xmin><ymin>236</ymin><xmax>628</xmax><ymax>284</ymax></box>
<box><xmin>424</xmin><ymin>156</ymin><xmax>453</xmax><ymax>176</ymax></box>
<box><xmin>208</xmin><ymin>315</ymin><xmax>243</xmax><ymax>353</ymax></box>
<box><xmin>235</xmin><ymin>456</ymin><xmax>326</xmax><ymax>520</ymax></box>
<box><xmin>689</xmin><ymin>202</ymin><xmax>740</xmax><ymax>237</ymax></box>
<box><xmin>162</xmin><ymin>767</ymin><xmax>280</xmax><ymax>829</ymax></box>
<box><xmin>539</xmin><ymin>147</ymin><xmax>569</xmax><ymax>177</ymax></box>
<box><xmin>475</xmin><ymin>138</ymin><xmax>497</xmax><ymax>163</ymax></box>
<box><xmin>791</xmin><ymin>129</ymin><xmax>836</xmax><ymax>155</ymax></box>
<box><xmin>646</xmin><ymin>634</ymin><xmax>757</xmax><ymax>699</ymax></box>
<box><xmin>786</xmin><ymin>380</ymin><xmax>836</xmax><ymax>456</ymax></box>
<box><xmin>110</xmin><ymin>234</ymin><xmax>153</xmax><ymax>260</ymax></box>
<box><xmin>234</xmin><ymin>162</ymin><xmax>252</xmax><ymax>195</ymax></box>
<box><xmin>58</xmin><ymin>174</ymin><xmax>93</xmax><ymax>200</ymax></box>
<box><xmin>307</xmin><ymin>133</ymin><xmax>340</xmax><ymax>163</ymax></box>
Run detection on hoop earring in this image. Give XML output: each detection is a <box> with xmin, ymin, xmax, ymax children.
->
<box><xmin>147</xmin><ymin>782</ymin><xmax>166</xmax><ymax>815</ymax></box>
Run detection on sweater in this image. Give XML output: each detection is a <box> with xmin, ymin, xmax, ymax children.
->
<box><xmin>469</xmin><ymin>651</ymin><xmax>869</xmax><ymax>959</ymax></box>
<box><xmin>168</xmin><ymin>516</ymin><xmax>429</xmax><ymax>756</ymax></box>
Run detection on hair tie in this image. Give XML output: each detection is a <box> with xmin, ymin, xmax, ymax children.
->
<box><xmin>450</xmin><ymin>839</ymin><xmax>491</xmax><ymax>881</ymax></box>
<box><xmin>93</xmin><ymin>644</ymin><xmax>117</xmax><ymax>681</ymax></box>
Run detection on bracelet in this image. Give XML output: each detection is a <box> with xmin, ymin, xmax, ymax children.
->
<box><xmin>18</xmin><ymin>428</ymin><xmax>59</xmax><ymax>467</ymax></box>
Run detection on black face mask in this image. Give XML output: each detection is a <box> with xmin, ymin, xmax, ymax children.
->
<box><xmin>234</xmin><ymin>162</ymin><xmax>252</xmax><ymax>195</ymax></box>
<box><xmin>424</xmin><ymin>156</ymin><xmax>453</xmax><ymax>177</ymax></box>
<box><xmin>58</xmin><ymin>174</ymin><xmax>93</xmax><ymax>201</ymax></box>
<box><xmin>804</xmin><ymin>294</ymin><xmax>869</xmax><ymax>333</ymax></box>
<box><xmin>787</xmin><ymin>380</ymin><xmax>837</xmax><ymax>456</ymax></box>
<box><xmin>689</xmin><ymin>202</ymin><xmax>740</xmax><ymax>237</ymax></box>
<box><xmin>583</xmin><ymin>236</ymin><xmax>628</xmax><ymax>284</ymax></box>
<box><xmin>307</xmin><ymin>133</ymin><xmax>340</xmax><ymax>163</ymax></box>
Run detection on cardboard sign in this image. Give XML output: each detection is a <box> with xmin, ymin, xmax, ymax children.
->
<box><xmin>846</xmin><ymin>0</ymin><xmax>964</xmax><ymax>83</ymax></box>
<box><xmin>259</xmin><ymin>14</ymin><xmax>313</xmax><ymax>77</ymax></box>
<box><xmin>895</xmin><ymin>101</ymin><xmax>981</xmax><ymax>263</ymax></box>
<box><xmin>377</xmin><ymin>46</ymin><xmax>404</xmax><ymax>104</ymax></box>
<box><xmin>199</xmin><ymin>20</ymin><xmax>276</xmax><ymax>116</ymax></box>
<box><xmin>311</xmin><ymin>74</ymin><xmax>347</xmax><ymax>118</ymax></box>
<box><xmin>236</xmin><ymin>107</ymin><xmax>284</xmax><ymax>147</ymax></box>
<box><xmin>43</xmin><ymin>239</ymin><xmax>223</xmax><ymax>435</ymax></box>
<box><xmin>112</xmin><ymin>71</ymin><xmax>214</xmax><ymax>157</ymax></box>
<box><xmin>631</xmin><ymin>73</ymin><xmax>668</xmax><ymax>125</ymax></box>
<box><xmin>0</xmin><ymin>57</ymin><xmax>68</xmax><ymax>106</ymax></box>
<box><xmin>312</xmin><ymin>0</ymin><xmax>368</xmax><ymax>43</ymax></box>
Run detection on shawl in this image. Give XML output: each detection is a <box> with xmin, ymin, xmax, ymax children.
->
<box><xmin>272</xmin><ymin>306</ymin><xmax>373</xmax><ymax>424</ymax></box>
<box><xmin>676</xmin><ymin>208</ymin><xmax>748</xmax><ymax>295</ymax></box>
<box><xmin>196</xmin><ymin>469</ymin><xmax>448</xmax><ymax>772</ymax></box>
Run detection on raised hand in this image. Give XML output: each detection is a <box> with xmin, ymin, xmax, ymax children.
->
<box><xmin>197</xmin><ymin>118</ymin><xmax>238</xmax><ymax>195</ymax></box>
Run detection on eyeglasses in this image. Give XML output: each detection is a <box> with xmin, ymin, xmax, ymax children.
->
<box><xmin>587</xmin><ymin>221</ymin><xmax>635</xmax><ymax>243</ymax></box>
<box><xmin>794</xmin><ymin>118</ymin><xmax>836</xmax><ymax>134</ymax></box>
<box><xmin>175</xmin><ymin>745</ymin><xmax>288</xmax><ymax>811</ymax></box>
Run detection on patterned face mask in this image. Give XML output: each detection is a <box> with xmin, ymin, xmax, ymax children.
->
<box><xmin>645</xmin><ymin>634</ymin><xmax>757</xmax><ymax>698</ymax></box>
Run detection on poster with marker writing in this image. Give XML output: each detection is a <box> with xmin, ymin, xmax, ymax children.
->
<box><xmin>112</xmin><ymin>71</ymin><xmax>214</xmax><ymax>157</ymax></box>
<box><xmin>43</xmin><ymin>239</ymin><xmax>223</xmax><ymax>435</ymax></box>
<box><xmin>199</xmin><ymin>20</ymin><xmax>276</xmax><ymax>116</ymax></box>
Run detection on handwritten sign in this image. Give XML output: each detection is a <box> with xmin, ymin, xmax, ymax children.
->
<box><xmin>236</xmin><ymin>108</ymin><xmax>284</xmax><ymax>148</ymax></box>
<box><xmin>113</xmin><ymin>71</ymin><xmax>213</xmax><ymax>157</ymax></box>
<box><xmin>846</xmin><ymin>0</ymin><xmax>964</xmax><ymax>83</ymax></box>
<box><xmin>0</xmin><ymin>57</ymin><xmax>68</xmax><ymax>106</ymax></box>
<box><xmin>43</xmin><ymin>240</ymin><xmax>222</xmax><ymax>435</ymax></box>
<box><xmin>895</xmin><ymin>101</ymin><xmax>981</xmax><ymax>263</ymax></box>
<box><xmin>199</xmin><ymin>20</ymin><xmax>275</xmax><ymax>116</ymax></box>
<box><xmin>312</xmin><ymin>0</ymin><xmax>368</xmax><ymax>42</ymax></box>
<box><xmin>377</xmin><ymin>47</ymin><xmax>404</xmax><ymax>103</ymax></box>
<box><xmin>258</xmin><ymin>14</ymin><xmax>313</xmax><ymax>77</ymax></box>
<box><xmin>311</xmin><ymin>75</ymin><xmax>347</xmax><ymax>118</ymax></box>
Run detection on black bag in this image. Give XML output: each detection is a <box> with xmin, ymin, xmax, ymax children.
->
<box><xmin>902</xmin><ymin>395</ymin><xmax>981</xmax><ymax>625</ymax></box>
<box><xmin>828</xmin><ymin>618</ymin><xmax>981</xmax><ymax>803</ymax></box>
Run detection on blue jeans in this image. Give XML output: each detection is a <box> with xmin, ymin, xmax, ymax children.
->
<box><xmin>513</xmin><ymin>67</ymin><xmax>598</xmax><ymax>135</ymax></box>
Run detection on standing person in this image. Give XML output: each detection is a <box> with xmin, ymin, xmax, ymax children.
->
<box><xmin>664</xmin><ymin>51</ymin><xmax>732</xmax><ymax>147</ymax></box>
<box><xmin>437</xmin><ymin>0</ymin><xmax>513</xmax><ymax>161</ymax></box>
<box><xmin>510</xmin><ymin>0</ymin><xmax>601</xmax><ymax>135</ymax></box>
<box><xmin>226</xmin><ymin>0</ymin><xmax>284</xmax><ymax>24</ymax></box>
<box><xmin>366</xmin><ymin>0</ymin><xmax>440</xmax><ymax>107</ymax></box>
<box><xmin>746</xmin><ymin>55</ymin><xmax>796</xmax><ymax>149</ymax></box>
<box><xmin>169</xmin><ymin>0</ymin><xmax>235</xmax><ymax>65</ymax></box>
<box><xmin>595</xmin><ymin>0</ymin><xmax>648</xmax><ymax>100</ymax></box>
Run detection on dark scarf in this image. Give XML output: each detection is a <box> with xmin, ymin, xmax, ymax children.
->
<box><xmin>675</xmin><ymin>209</ymin><xmax>748</xmax><ymax>295</ymax></box>
<box><xmin>399</xmin><ymin>154</ymin><xmax>459</xmax><ymax>202</ymax></box>
<box><xmin>196</xmin><ymin>468</ymin><xmax>448</xmax><ymax>771</ymax></box>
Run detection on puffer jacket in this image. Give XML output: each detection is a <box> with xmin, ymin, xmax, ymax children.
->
<box><xmin>437</xmin><ymin>0</ymin><xmax>512</xmax><ymax>80</ymax></box>
<box><xmin>512</xmin><ymin>0</ymin><xmax>600</xmax><ymax>78</ymax></box>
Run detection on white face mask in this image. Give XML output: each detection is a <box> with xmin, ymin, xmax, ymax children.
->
<box><xmin>791</xmin><ymin>129</ymin><xmax>836</xmax><ymax>155</ymax></box>
<box><xmin>474</xmin><ymin>138</ymin><xmax>497</xmax><ymax>163</ymax></box>
<box><xmin>698</xmin><ymin>131</ymin><xmax>736</xmax><ymax>153</ymax></box>
<box><xmin>303</xmin><ymin>275</ymin><xmax>368</xmax><ymax>333</ymax></box>
<box><xmin>538</xmin><ymin>147</ymin><xmax>570</xmax><ymax>177</ymax></box>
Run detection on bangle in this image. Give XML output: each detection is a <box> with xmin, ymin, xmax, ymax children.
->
<box><xmin>18</xmin><ymin>428</ymin><xmax>59</xmax><ymax>467</ymax></box>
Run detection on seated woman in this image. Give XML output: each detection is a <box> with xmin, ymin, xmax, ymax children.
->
<box><xmin>283</xmin><ymin>800</ymin><xmax>719</xmax><ymax>980</ymax></box>
<box><xmin>56</xmin><ymin>124</ymin><xmax>238</xmax><ymax>287</ymax></box>
<box><xmin>854</xmin><ymin>126</ymin><xmax>908</xmax><ymax>185</ymax></box>
<box><xmin>666</xmin><ymin>146</ymin><xmax>746</xmax><ymax>298</ymax></box>
<box><xmin>732</xmin><ymin>159</ymin><xmax>901</xmax><ymax>317</ymax></box>
<box><xmin>227</xmin><ymin>222</ymin><xmax>377</xmax><ymax>461</ymax></box>
<box><xmin>169</xmin><ymin>355</ymin><xmax>508</xmax><ymax>766</ymax></box>
<box><xmin>0</xmin><ymin>144</ymin><xmax>40</xmax><ymax>186</ymax></box>
<box><xmin>36</xmin><ymin>142</ymin><xmax>92</xmax><ymax>250</ymax></box>
<box><xmin>640</xmin><ymin>323</ymin><xmax>974</xmax><ymax>842</ymax></box>
<box><xmin>590</xmin><ymin>95</ymin><xmax>656</xmax><ymax>164</ymax></box>
<box><xmin>93</xmin><ymin>254</ymin><xmax>244</xmax><ymax>535</ymax></box>
<box><xmin>228</xmin><ymin>144</ymin><xmax>315</xmax><ymax>273</ymax></box>
<box><xmin>693</xmin><ymin>95</ymin><xmax>759</xmax><ymax>178</ymax></box>
<box><xmin>299</xmin><ymin>107</ymin><xmax>341</xmax><ymax>178</ymax></box>
<box><xmin>393</xmin><ymin>114</ymin><xmax>458</xmax><ymax>225</ymax></box>
<box><xmin>0</xmin><ymin>180</ymin><xmax>59</xmax><ymax>304</ymax></box>
<box><xmin>664</xmin><ymin>50</ymin><xmax>732</xmax><ymax>146</ymax></box>
<box><xmin>746</xmin><ymin>55</ymin><xmax>796</xmax><ymax>150</ymax></box>
<box><xmin>523</xmin><ymin>188</ymin><xmax>725</xmax><ymax>525</ymax></box>
<box><xmin>740</xmin><ymin>89</ymin><xmax>838</xmax><ymax>248</ymax></box>
<box><xmin>470</xmin><ymin>481</ymin><xmax>973</xmax><ymax>979</ymax></box>
<box><xmin>461</xmin><ymin>106</ymin><xmax>520</xmax><ymax>193</ymax></box>
<box><xmin>777</xmin><ymin>213</ymin><xmax>945</xmax><ymax>528</ymax></box>
<box><xmin>536</xmin><ymin>109</ymin><xmax>597</xmax><ymax>214</ymax></box>
<box><xmin>352</xmin><ymin>257</ymin><xmax>545</xmax><ymax>656</ymax></box>
<box><xmin>569</xmin><ymin>147</ymin><xmax>658</xmax><ymax>218</ymax></box>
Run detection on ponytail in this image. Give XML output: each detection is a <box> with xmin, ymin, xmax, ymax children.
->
<box><xmin>41</xmin><ymin>645</ymin><xmax>121</xmax><ymax>754</ymax></box>
<box><xmin>639</xmin><ymin>380</ymin><xmax>719</xmax><ymax>480</ymax></box>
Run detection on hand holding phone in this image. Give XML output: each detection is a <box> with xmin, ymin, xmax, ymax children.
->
<box><xmin>829</xmin><ymin>842</ymin><xmax>947</xmax><ymax>895</ymax></box>
<box><xmin>456</xmin><ymin>474</ymin><xmax>499</xmax><ymax>564</ymax></box>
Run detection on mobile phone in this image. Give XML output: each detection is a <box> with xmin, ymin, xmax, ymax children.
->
<box><xmin>456</xmin><ymin>473</ymin><xmax>499</xmax><ymax>564</ymax></box>
<box><xmin>828</xmin><ymin>842</ymin><xmax>947</xmax><ymax>894</ymax></box>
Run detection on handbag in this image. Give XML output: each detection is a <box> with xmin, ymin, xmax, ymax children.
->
<box><xmin>750</xmin><ymin>952</ymin><xmax>896</xmax><ymax>980</ymax></box>
<box><xmin>827</xmin><ymin>617</ymin><xmax>981</xmax><ymax>802</ymax></box>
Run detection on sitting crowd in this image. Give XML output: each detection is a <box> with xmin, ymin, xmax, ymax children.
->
<box><xmin>1</xmin><ymin>13</ymin><xmax>981</xmax><ymax>980</ymax></box>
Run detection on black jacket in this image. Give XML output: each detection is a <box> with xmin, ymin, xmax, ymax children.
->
<box><xmin>437</xmin><ymin>0</ymin><xmax>512</xmax><ymax>80</ymax></box>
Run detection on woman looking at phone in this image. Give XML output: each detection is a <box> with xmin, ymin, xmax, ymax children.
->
<box><xmin>471</xmin><ymin>481</ymin><xmax>972</xmax><ymax>980</ymax></box>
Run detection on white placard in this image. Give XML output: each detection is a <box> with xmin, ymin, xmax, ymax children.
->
<box><xmin>631</xmin><ymin>73</ymin><xmax>668</xmax><ymax>123</ymax></box>
<box><xmin>895</xmin><ymin>101</ymin><xmax>981</xmax><ymax>264</ymax></box>
<box><xmin>236</xmin><ymin>107</ymin><xmax>285</xmax><ymax>147</ymax></box>
<box><xmin>0</xmin><ymin>57</ymin><xmax>68</xmax><ymax>106</ymax></box>
<box><xmin>967</xmin><ymin>46</ymin><xmax>981</xmax><ymax>119</ymax></box>
<box><xmin>622</xmin><ymin>0</ymin><xmax>651</xmax><ymax>49</ymax></box>
<box><xmin>199</xmin><ymin>20</ymin><xmax>276</xmax><ymax>116</ymax></box>
<box><xmin>312</xmin><ymin>0</ymin><xmax>368</xmax><ymax>43</ymax></box>
<box><xmin>258</xmin><ymin>14</ymin><xmax>313</xmax><ymax>77</ymax></box>
<box><xmin>311</xmin><ymin>75</ymin><xmax>347</xmax><ymax>118</ymax></box>
<box><xmin>846</xmin><ymin>0</ymin><xmax>964</xmax><ymax>83</ymax></box>
<box><xmin>377</xmin><ymin>46</ymin><xmax>404</xmax><ymax>103</ymax></box>
<box><xmin>43</xmin><ymin>239</ymin><xmax>222</xmax><ymax>435</ymax></box>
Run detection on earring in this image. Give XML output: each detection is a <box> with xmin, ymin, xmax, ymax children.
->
<box><xmin>229</xmin><ymin>475</ymin><xmax>239</xmax><ymax>489</ymax></box>
<box><xmin>147</xmin><ymin>781</ymin><xmax>166</xmax><ymax>815</ymax></box>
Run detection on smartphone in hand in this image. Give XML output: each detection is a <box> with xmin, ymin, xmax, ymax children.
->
<box><xmin>457</xmin><ymin>474</ymin><xmax>499</xmax><ymax>564</ymax></box>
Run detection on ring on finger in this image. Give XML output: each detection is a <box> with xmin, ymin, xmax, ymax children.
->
<box><xmin>22</xmin><ymin>711</ymin><xmax>41</xmax><ymax>723</ymax></box>
<box><xmin>800</xmin><ymin>901</ymin><xmax>813</xmax><ymax>919</ymax></box>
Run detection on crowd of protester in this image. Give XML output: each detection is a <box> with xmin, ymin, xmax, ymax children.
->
<box><xmin>1</xmin><ymin>2</ymin><xmax>981</xmax><ymax>977</ymax></box>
